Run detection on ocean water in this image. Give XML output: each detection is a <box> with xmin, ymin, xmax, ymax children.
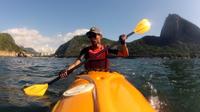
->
<box><xmin>0</xmin><ymin>57</ymin><xmax>200</xmax><ymax>112</ymax></box>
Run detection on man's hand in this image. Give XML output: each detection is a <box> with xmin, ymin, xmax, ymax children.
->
<box><xmin>59</xmin><ymin>69</ymin><xmax>68</xmax><ymax>79</ymax></box>
<box><xmin>119</xmin><ymin>34</ymin><xmax>127</xmax><ymax>45</ymax></box>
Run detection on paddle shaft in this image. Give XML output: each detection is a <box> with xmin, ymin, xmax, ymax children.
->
<box><xmin>48</xmin><ymin>31</ymin><xmax>134</xmax><ymax>85</ymax></box>
<box><xmin>127</xmin><ymin>32</ymin><xmax>135</xmax><ymax>38</ymax></box>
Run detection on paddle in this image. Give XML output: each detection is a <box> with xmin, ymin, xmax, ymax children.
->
<box><xmin>23</xmin><ymin>18</ymin><xmax>151</xmax><ymax>96</ymax></box>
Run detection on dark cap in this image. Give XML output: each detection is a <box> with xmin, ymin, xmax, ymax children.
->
<box><xmin>86</xmin><ymin>27</ymin><xmax>102</xmax><ymax>37</ymax></box>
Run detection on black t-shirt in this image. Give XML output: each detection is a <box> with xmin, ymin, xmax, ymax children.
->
<box><xmin>77</xmin><ymin>46</ymin><xmax>118</xmax><ymax>61</ymax></box>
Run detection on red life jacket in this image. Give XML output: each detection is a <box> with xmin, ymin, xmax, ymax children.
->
<box><xmin>85</xmin><ymin>45</ymin><xmax>109</xmax><ymax>71</ymax></box>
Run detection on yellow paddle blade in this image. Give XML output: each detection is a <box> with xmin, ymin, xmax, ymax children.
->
<box><xmin>134</xmin><ymin>18</ymin><xmax>151</xmax><ymax>34</ymax></box>
<box><xmin>23</xmin><ymin>83</ymin><xmax>48</xmax><ymax>96</ymax></box>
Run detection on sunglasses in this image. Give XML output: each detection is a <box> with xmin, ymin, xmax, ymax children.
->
<box><xmin>87</xmin><ymin>32</ymin><xmax>96</xmax><ymax>38</ymax></box>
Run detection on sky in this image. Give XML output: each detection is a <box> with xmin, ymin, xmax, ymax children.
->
<box><xmin>1</xmin><ymin>0</ymin><xmax>200</xmax><ymax>53</ymax></box>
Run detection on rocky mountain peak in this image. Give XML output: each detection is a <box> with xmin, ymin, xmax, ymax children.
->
<box><xmin>160</xmin><ymin>14</ymin><xmax>200</xmax><ymax>44</ymax></box>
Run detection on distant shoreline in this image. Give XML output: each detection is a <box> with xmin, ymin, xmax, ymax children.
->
<box><xmin>0</xmin><ymin>52</ymin><xmax>198</xmax><ymax>59</ymax></box>
<box><xmin>0</xmin><ymin>51</ymin><xmax>17</xmax><ymax>57</ymax></box>
<box><xmin>55</xmin><ymin>55</ymin><xmax>198</xmax><ymax>59</ymax></box>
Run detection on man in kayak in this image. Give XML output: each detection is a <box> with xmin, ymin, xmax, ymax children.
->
<box><xmin>59</xmin><ymin>27</ymin><xmax>129</xmax><ymax>78</ymax></box>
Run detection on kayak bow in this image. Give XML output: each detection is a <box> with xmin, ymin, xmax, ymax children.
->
<box><xmin>52</xmin><ymin>71</ymin><xmax>156</xmax><ymax>112</ymax></box>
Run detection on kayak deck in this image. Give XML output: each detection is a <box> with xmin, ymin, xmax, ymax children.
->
<box><xmin>52</xmin><ymin>71</ymin><xmax>156</xmax><ymax>112</ymax></box>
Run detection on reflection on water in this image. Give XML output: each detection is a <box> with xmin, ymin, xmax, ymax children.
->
<box><xmin>1</xmin><ymin>57</ymin><xmax>200</xmax><ymax>112</ymax></box>
<box><xmin>163</xmin><ymin>59</ymin><xmax>200</xmax><ymax>112</ymax></box>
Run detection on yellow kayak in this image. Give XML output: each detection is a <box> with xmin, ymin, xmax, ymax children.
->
<box><xmin>52</xmin><ymin>71</ymin><xmax>156</xmax><ymax>112</ymax></box>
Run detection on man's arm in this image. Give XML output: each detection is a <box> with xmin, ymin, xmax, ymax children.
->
<box><xmin>66</xmin><ymin>59</ymin><xmax>81</xmax><ymax>71</ymax></box>
<box><xmin>117</xmin><ymin>34</ymin><xmax>129</xmax><ymax>57</ymax></box>
<box><xmin>59</xmin><ymin>58</ymin><xmax>82</xmax><ymax>79</ymax></box>
<box><xmin>59</xmin><ymin>48</ymin><xmax>87</xmax><ymax>78</ymax></box>
<box><xmin>117</xmin><ymin>44</ymin><xmax>129</xmax><ymax>57</ymax></box>
<box><xmin>108</xmin><ymin>34</ymin><xmax>129</xmax><ymax>57</ymax></box>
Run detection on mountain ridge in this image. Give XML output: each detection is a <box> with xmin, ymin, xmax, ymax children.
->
<box><xmin>0</xmin><ymin>33</ymin><xmax>39</xmax><ymax>57</ymax></box>
<box><xmin>54</xmin><ymin>14</ymin><xmax>200</xmax><ymax>58</ymax></box>
<box><xmin>0</xmin><ymin>33</ymin><xmax>22</xmax><ymax>52</ymax></box>
<box><xmin>128</xmin><ymin>14</ymin><xmax>200</xmax><ymax>57</ymax></box>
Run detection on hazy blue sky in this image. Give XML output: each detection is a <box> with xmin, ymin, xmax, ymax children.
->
<box><xmin>0</xmin><ymin>0</ymin><xmax>200</xmax><ymax>52</ymax></box>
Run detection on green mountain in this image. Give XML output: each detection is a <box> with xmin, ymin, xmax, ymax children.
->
<box><xmin>55</xmin><ymin>35</ymin><xmax>115</xmax><ymax>57</ymax></box>
<box><xmin>0</xmin><ymin>33</ymin><xmax>39</xmax><ymax>57</ymax></box>
<box><xmin>0</xmin><ymin>33</ymin><xmax>22</xmax><ymax>52</ymax></box>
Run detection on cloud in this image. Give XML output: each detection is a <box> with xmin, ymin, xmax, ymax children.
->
<box><xmin>2</xmin><ymin>28</ymin><xmax>88</xmax><ymax>53</ymax></box>
<box><xmin>61</xmin><ymin>29</ymin><xmax>89</xmax><ymax>42</ymax></box>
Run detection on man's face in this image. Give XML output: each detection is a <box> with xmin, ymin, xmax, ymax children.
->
<box><xmin>88</xmin><ymin>33</ymin><xmax>102</xmax><ymax>46</ymax></box>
